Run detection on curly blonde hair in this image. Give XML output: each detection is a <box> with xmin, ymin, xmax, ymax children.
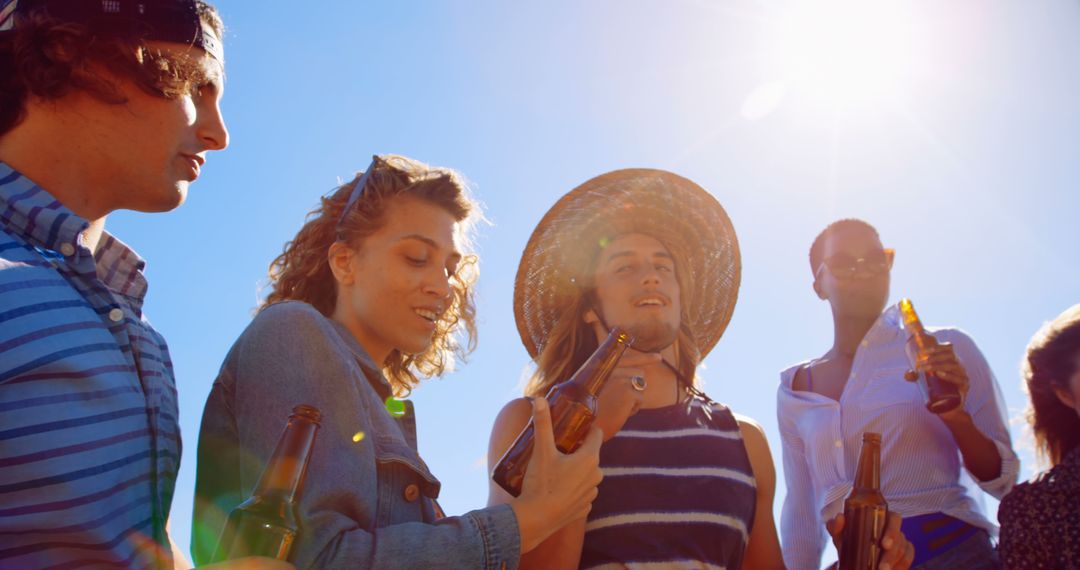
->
<box><xmin>264</xmin><ymin>155</ymin><xmax>480</xmax><ymax>396</ymax></box>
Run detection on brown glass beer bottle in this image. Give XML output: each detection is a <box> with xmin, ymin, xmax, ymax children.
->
<box><xmin>839</xmin><ymin>432</ymin><xmax>889</xmax><ymax>570</ymax></box>
<box><xmin>211</xmin><ymin>405</ymin><xmax>322</xmax><ymax>562</ymax></box>
<box><xmin>899</xmin><ymin>298</ymin><xmax>962</xmax><ymax>414</ymax></box>
<box><xmin>492</xmin><ymin>327</ymin><xmax>633</xmax><ymax>496</ymax></box>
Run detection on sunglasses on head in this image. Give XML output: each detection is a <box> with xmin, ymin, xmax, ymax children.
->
<box><xmin>815</xmin><ymin>248</ymin><xmax>895</xmax><ymax>280</ymax></box>
<box><xmin>335</xmin><ymin>155</ymin><xmax>459</xmax><ymax>234</ymax></box>
<box><xmin>336</xmin><ymin>156</ymin><xmax>401</xmax><ymax>230</ymax></box>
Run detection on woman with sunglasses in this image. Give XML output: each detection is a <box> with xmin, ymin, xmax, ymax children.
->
<box><xmin>776</xmin><ymin>219</ymin><xmax>1017</xmax><ymax>569</ymax></box>
<box><xmin>191</xmin><ymin>155</ymin><xmax>603</xmax><ymax>569</ymax></box>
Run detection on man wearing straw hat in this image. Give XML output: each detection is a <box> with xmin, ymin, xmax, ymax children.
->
<box><xmin>487</xmin><ymin>169</ymin><xmax>914</xmax><ymax>569</ymax></box>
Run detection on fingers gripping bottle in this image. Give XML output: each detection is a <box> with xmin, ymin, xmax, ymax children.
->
<box><xmin>492</xmin><ymin>327</ymin><xmax>633</xmax><ymax>496</ymax></box>
<box><xmin>899</xmin><ymin>298</ymin><xmax>962</xmax><ymax>414</ymax></box>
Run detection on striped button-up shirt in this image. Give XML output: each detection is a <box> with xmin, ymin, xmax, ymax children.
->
<box><xmin>776</xmin><ymin>304</ymin><xmax>1019</xmax><ymax>570</ymax></box>
<box><xmin>0</xmin><ymin>163</ymin><xmax>180</xmax><ymax>569</ymax></box>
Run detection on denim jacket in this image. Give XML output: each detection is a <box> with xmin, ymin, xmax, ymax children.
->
<box><xmin>193</xmin><ymin>301</ymin><xmax>520</xmax><ymax>569</ymax></box>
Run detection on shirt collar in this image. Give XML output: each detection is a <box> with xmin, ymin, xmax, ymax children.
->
<box><xmin>863</xmin><ymin>302</ymin><xmax>905</xmax><ymax>346</ymax></box>
<box><xmin>0</xmin><ymin>162</ymin><xmax>150</xmax><ymax>305</ymax></box>
<box><xmin>0</xmin><ymin>162</ymin><xmax>88</xmax><ymax>254</ymax></box>
<box><xmin>95</xmin><ymin>233</ymin><xmax>149</xmax><ymax>303</ymax></box>
<box><xmin>328</xmin><ymin>317</ymin><xmax>395</xmax><ymax>400</ymax></box>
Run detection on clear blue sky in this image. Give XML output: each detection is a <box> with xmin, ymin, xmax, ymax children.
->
<box><xmin>105</xmin><ymin>0</ymin><xmax>1079</xmax><ymax>564</ymax></box>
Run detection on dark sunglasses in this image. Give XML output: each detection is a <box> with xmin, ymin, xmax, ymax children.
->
<box><xmin>335</xmin><ymin>155</ymin><xmax>460</xmax><ymax>235</ymax></box>
<box><xmin>815</xmin><ymin>248</ymin><xmax>895</xmax><ymax>280</ymax></box>
<box><xmin>336</xmin><ymin>155</ymin><xmax>398</xmax><ymax>230</ymax></box>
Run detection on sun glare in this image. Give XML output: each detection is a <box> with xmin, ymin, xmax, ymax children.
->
<box><xmin>745</xmin><ymin>0</ymin><xmax>920</xmax><ymax>119</ymax></box>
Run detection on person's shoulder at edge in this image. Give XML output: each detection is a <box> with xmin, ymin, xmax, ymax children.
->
<box><xmin>240</xmin><ymin>300</ymin><xmax>339</xmax><ymax>345</ymax></box>
<box><xmin>778</xmin><ymin>359</ymin><xmax>815</xmax><ymax>395</ymax></box>
<box><xmin>733</xmin><ymin>412</ymin><xmax>769</xmax><ymax>446</ymax></box>
<box><xmin>491</xmin><ymin>397</ymin><xmax>533</xmax><ymax>438</ymax></box>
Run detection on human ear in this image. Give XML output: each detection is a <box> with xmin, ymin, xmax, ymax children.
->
<box><xmin>583</xmin><ymin>307</ymin><xmax>599</xmax><ymax>324</ymax></box>
<box><xmin>1053</xmin><ymin>384</ymin><xmax>1078</xmax><ymax>411</ymax></box>
<box><xmin>327</xmin><ymin>241</ymin><xmax>356</xmax><ymax>286</ymax></box>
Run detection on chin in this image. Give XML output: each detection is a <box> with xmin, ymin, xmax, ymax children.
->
<box><xmin>137</xmin><ymin>184</ymin><xmax>188</xmax><ymax>213</ymax></box>
<box><xmin>624</xmin><ymin>320</ymin><xmax>678</xmax><ymax>352</ymax></box>
<box><xmin>399</xmin><ymin>336</ymin><xmax>435</xmax><ymax>357</ymax></box>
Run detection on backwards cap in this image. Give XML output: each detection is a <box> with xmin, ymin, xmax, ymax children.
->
<box><xmin>1</xmin><ymin>0</ymin><xmax>222</xmax><ymax>61</ymax></box>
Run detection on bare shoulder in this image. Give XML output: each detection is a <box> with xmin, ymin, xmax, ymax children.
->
<box><xmin>488</xmin><ymin>398</ymin><xmax>534</xmax><ymax>458</ymax></box>
<box><xmin>492</xmin><ymin>398</ymin><xmax>533</xmax><ymax>434</ymax></box>
<box><xmin>791</xmin><ymin>365</ymin><xmax>810</xmax><ymax>392</ymax></box>
<box><xmin>487</xmin><ymin>398</ymin><xmax>534</xmax><ymax>506</ymax></box>
<box><xmin>734</xmin><ymin>413</ymin><xmax>768</xmax><ymax>447</ymax></box>
<box><xmin>733</xmin><ymin>413</ymin><xmax>776</xmax><ymax>485</ymax></box>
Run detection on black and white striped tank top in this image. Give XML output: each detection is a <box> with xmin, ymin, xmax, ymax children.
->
<box><xmin>580</xmin><ymin>396</ymin><xmax>757</xmax><ymax>570</ymax></box>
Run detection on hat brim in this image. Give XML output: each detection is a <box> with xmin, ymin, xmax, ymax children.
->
<box><xmin>514</xmin><ymin>169</ymin><xmax>741</xmax><ymax>359</ymax></box>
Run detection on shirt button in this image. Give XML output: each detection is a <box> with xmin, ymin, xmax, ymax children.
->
<box><xmin>861</xmin><ymin>340</ymin><xmax>869</xmax><ymax>348</ymax></box>
<box><xmin>108</xmin><ymin>308</ymin><xmax>124</xmax><ymax>322</ymax></box>
<box><xmin>59</xmin><ymin>243</ymin><xmax>76</xmax><ymax>256</ymax></box>
<box><xmin>835</xmin><ymin>440</ymin><xmax>843</xmax><ymax>448</ymax></box>
<box><xmin>403</xmin><ymin>483</ymin><xmax>420</xmax><ymax>503</ymax></box>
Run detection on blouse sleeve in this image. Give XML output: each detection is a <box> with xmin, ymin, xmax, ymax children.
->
<box><xmin>944</xmin><ymin>329</ymin><xmax>1020</xmax><ymax>498</ymax></box>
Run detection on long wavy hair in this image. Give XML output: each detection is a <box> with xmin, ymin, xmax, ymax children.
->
<box><xmin>264</xmin><ymin>155</ymin><xmax>480</xmax><ymax>396</ymax></box>
<box><xmin>1023</xmin><ymin>303</ymin><xmax>1080</xmax><ymax>467</ymax></box>
<box><xmin>524</xmin><ymin>238</ymin><xmax>701</xmax><ymax>397</ymax></box>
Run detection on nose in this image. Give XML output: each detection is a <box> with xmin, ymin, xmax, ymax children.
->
<box><xmin>423</xmin><ymin>268</ymin><xmax>452</xmax><ymax>301</ymax></box>
<box><xmin>640</xmin><ymin>265</ymin><xmax>662</xmax><ymax>286</ymax></box>
<box><xmin>197</xmin><ymin>98</ymin><xmax>230</xmax><ymax>151</ymax></box>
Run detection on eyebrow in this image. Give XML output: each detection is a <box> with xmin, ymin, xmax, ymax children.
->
<box><xmin>604</xmin><ymin>250</ymin><xmax>674</xmax><ymax>264</ymax></box>
<box><xmin>399</xmin><ymin>234</ymin><xmax>463</xmax><ymax>260</ymax></box>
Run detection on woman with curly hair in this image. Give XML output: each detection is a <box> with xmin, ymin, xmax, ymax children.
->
<box><xmin>998</xmin><ymin>303</ymin><xmax>1080</xmax><ymax>569</ymax></box>
<box><xmin>192</xmin><ymin>155</ymin><xmax>603</xmax><ymax>569</ymax></box>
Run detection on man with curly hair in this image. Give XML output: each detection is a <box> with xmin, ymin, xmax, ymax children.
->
<box><xmin>0</xmin><ymin>1</ymin><xmax>276</xmax><ymax>568</ymax></box>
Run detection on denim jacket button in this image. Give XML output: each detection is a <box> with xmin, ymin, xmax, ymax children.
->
<box><xmin>403</xmin><ymin>483</ymin><xmax>420</xmax><ymax>502</ymax></box>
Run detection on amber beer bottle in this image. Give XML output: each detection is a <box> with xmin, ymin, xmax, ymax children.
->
<box><xmin>211</xmin><ymin>405</ymin><xmax>322</xmax><ymax>563</ymax></box>
<box><xmin>899</xmin><ymin>298</ymin><xmax>962</xmax><ymax>414</ymax></box>
<box><xmin>492</xmin><ymin>327</ymin><xmax>633</xmax><ymax>497</ymax></box>
<box><xmin>839</xmin><ymin>432</ymin><xmax>889</xmax><ymax>570</ymax></box>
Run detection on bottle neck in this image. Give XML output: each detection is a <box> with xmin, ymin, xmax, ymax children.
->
<box><xmin>572</xmin><ymin>329</ymin><xmax>632</xmax><ymax>395</ymax></box>
<box><xmin>253</xmin><ymin>418</ymin><xmax>320</xmax><ymax>502</ymax></box>
<box><xmin>900</xmin><ymin>300</ymin><xmax>929</xmax><ymax>340</ymax></box>
<box><xmin>853</xmin><ymin>436</ymin><xmax>882</xmax><ymax>491</ymax></box>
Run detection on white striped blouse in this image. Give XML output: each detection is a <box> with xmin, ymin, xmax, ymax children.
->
<box><xmin>776</xmin><ymin>304</ymin><xmax>1019</xmax><ymax>570</ymax></box>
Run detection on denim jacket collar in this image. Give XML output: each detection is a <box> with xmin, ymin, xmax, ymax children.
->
<box><xmin>328</xmin><ymin>317</ymin><xmax>442</xmax><ymax>497</ymax></box>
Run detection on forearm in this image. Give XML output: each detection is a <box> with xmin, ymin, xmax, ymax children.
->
<box><xmin>300</xmin><ymin>507</ymin><xmax>520</xmax><ymax>570</ymax></box>
<box><xmin>940</xmin><ymin>410</ymin><xmax>1001</xmax><ymax>482</ymax></box>
<box><xmin>516</xmin><ymin>518</ymin><xmax>585</xmax><ymax>570</ymax></box>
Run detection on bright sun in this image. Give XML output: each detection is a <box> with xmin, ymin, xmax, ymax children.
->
<box><xmin>744</xmin><ymin>0</ymin><xmax>921</xmax><ymax>120</ymax></box>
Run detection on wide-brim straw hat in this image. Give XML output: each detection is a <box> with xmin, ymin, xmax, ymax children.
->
<box><xmin>514</xmin><ymin>168</ymin><xmax>741</xmax><ymax>359</ymax></box>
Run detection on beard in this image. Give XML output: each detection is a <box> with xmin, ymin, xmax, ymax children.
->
<box><xmin>623</xmin><ymin>319</ymin><xmax>678</xmax><ymax>353</ymax></box>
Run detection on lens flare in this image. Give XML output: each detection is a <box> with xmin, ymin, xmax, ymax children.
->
<box><xmin>384</xmin><ymin>397</ymin><xmax>406</xmax><ymax>417</ymax></box>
